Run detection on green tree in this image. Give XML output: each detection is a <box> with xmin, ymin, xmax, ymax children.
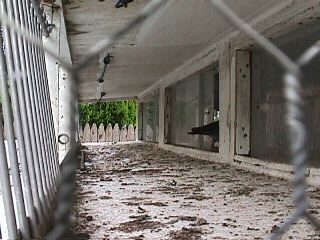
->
<box><xmin>79</xmin><ymin>100</ymin><xmax>137</xmax><ymax>127</ymax></box>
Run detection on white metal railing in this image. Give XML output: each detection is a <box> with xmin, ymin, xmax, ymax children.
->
<box><xmin>0</xmin><ymin>0</ymin><xmax>60</xmax><ymax>239</ymax></box>
<box><xmin>0</xmin><ymin>0</ymin><xmax>319</xmax><ymax>239</ymax></box>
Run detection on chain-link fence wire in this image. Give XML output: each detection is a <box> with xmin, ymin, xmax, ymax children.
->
<box><xmin>208</xmin><ymin>1</ymin><xmax>320</xmax><ymax>239</ymax></box>
<box><xmin>0</xmin><ymin>0</ymin><xmax>319</xmax><ymax>239</ymax></box>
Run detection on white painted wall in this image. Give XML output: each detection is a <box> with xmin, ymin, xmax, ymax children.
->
<box><xmin>138</xmin><ymin>0</ymin><xmax>320</xmax><ymax>184</ymax></box>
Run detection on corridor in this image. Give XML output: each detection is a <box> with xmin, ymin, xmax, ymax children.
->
<box><xmin>1</xmin><ymin>0</ymin><xmax>320</xmax><ymax>239</ymax></box>
<box><xmin>70</xmin><ymin>144</ymin><xmax>320</xmax><ymax>240</ymax></box>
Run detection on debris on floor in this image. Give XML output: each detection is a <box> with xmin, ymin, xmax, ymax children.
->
<box><xmin>70</xmin><ymin>143</ymin><xmax>320</xmax><ymax>239</ymax></box>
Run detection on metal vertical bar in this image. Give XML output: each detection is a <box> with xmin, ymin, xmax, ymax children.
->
<box><xmin>30</xmin><ymin>1</ymin><xmax>59</xmax><ymax>191</ymax></box>
<box><xmin>37</xmin><ymin>47</ymin><xmax>58</xmax><ymax>192</ymax></box>
<box><xmin>41</xmin><ymin>29</ymin><xmax>60</xmax><ymax>183</ymax></box>
<box><xmin>19</xmin><ymin>0</ymin><xmax>49</xmax><ymax>222</ymax></box>
<box><xmin>35</xmin><ymin>29</ymin><xmax>57</xmax><ymax>191</ymax></box>
<box><xmin>0</xmin><ymin>1</ymin><xmax>31</xmax><ymax>238</ymax></box>
<box><xmin>11</xmin><ymin>0</ymin><xmax>46</xmax><ymax>236</ymax></box>
<box><xmin>33</xmin><ymin>21</ymin><xmax>56</xmax><ymax>196</ymax></box>
<box><xmin>29</xmin><ymin>6</ymin><xmax>55</xmax><ymax>203</ymax></box>
<box><xmin>40</xmin><ymin>44</ymin><xmax>60</xmax><ymax>186</ymax></box>
<box><xmin>15</xmin><ymin>0</ymin><xmax>43</xmax><ymax>225</ymax></box>
<box><xmin>26</xmin><ymin>2</ymin><xmax>53</xmax><ymax>207</ymax></box>
<box><xmin>0</xmin><ymin>34</ymin><xmax>19</xmax><ymax>240</ymax></box>
<box><xmin>31</xmin><ymin>0</ymin><xmax>50</xmax><ymax>37</ymax></box>
<box><xmin>0</xmin><ymin>127</ymin><xmax>19</xmax><ymax>240</ymax></box>
<box><xmin>30</xmin><ymin>4</ymin><xmax>53</xmax><ymax>202</ymax></box>
<box><xmin>39</xmin><ymin>10</ymin><xmax>59</xmax><ymax>188</ymax></box>
<box><xmin>36</xmin><ymin>20</ymin><xmax>59</xmax><ymax>191</ymax></box>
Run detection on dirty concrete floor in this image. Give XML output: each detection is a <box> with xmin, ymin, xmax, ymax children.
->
<box><xmin>70</xmin><ymin>143</ymin><xmax>320</xmax><ymax>240</ymax></box>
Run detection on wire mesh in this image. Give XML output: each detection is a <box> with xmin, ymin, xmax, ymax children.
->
<box><xmin>208</xmin><ymin>1</ymin><xmax>320</xmax><ymax>239</ymax></box>
<box><xmin>0</xmin><ymin>0</ymin><xmax>319</xmax><ymax>239</ymax></box>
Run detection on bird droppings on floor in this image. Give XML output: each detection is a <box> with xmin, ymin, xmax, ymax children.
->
<box><xmin>69</xmin><ymin>143</ymin><xmax>320</xmax><ymax>240</ymax></box>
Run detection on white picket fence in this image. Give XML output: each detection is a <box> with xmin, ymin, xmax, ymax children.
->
<box><xmin>80</xmin><ymin>123</ymin><xmax>136</xmax><ymax>143</ymax></box>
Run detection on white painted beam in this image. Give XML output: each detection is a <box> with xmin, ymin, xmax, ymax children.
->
<box><xmin>43</xmin><ymin>0</ymin><xmax>73</xmax><ymax>163</ymax></box>
<box><xmin>218</xmin><ymin>43</ymin><xmax>231</xmax><ymax>158</ymax></box>
<box><xmin>43</xmin><ymin>4</ymin><xmax>60</xmax><ymax>140</ymax></box>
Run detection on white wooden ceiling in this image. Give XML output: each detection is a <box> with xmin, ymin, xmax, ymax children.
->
<box><xmin>63</xmin><ymin>0</ymin><xmax>284</xmax><ymax>102</ymax></box>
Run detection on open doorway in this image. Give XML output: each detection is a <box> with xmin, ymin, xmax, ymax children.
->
<box><xmin>79</xmin><ymin>100</ymin><xmax>137</xmax><ymax>143</ymax></box>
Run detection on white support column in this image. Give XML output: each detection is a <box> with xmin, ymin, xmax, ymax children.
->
<box><xmin>230</xmin><ymin>49</ymin><xmax>252</xmax><ymax>159</ymax></box>
<box><xmin>135</xmin><ymin>101</ymin><xmax>139</xmax><ymax>141</ymax></box>
<box><xmin>163</xmin><ymin>87</ymin><xmax>171</xmax><ymax>144</ymax></box>
<box><xmin>137</xmin><ymin>102</ymin><xmax>143</xmax><ymax>140</ymax></box>
<box><xmin>158</xmin><ymin>87</ymin><xmax>165</xmax><ymax>145</ymax></box>
<box><xmin>235</xmin><ymin>50</ymin><xmax>251</xmax><ymax>155</ymax></box>
<box><xmin>219</xmin><ymin>43</ymin><xmax>231</xmax><ymax>158</ymax></box>
<box><xmin>230</xmin><ymin>55</ymin><xmax>236</xmax><ymax>159</ymax></box>
<box><xmin>43</xmin><ymin>3</ymin><xmax>60</xmax><ymax>140</ymax></box>
<box><xmin>43</xmin><ymin>0</ymin><xmax>73</xmax><ymax>163</ymax></box>
<box><xmin>198</xmin><ymin>74</ymin><xmax>204</xmax><ymax>149</ymax></box>
<box><xmin>58</xmin><ymin>8</ymin><xmax>73</xmax><ymax>163</ymax></box>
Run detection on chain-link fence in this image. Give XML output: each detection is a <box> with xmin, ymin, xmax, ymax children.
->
<box><xmin>0</xmin><ymin>0</ymin><xmax>319</xmax><ymax>239</ymax></box>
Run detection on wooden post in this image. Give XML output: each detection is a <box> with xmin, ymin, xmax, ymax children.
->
<box><xmin>235</xmin><ymin>50</ymin><xmax>251</xmax><ymax>155</ymax></box>
<box><xmin>128</xmin><ymin>124</ymin><xmax>135</xmax><ymax>141</ymax></box>
<box><xmin>120</xmin><ymin>125</ymin><xmax>128</xmax><ymax>142</ymax></box>
<box><xmin>83</xmin><ymin>123</ymin><xmax>91</xmax><ymax>143</ymax></box>
<box><xmin>106</xmin><ymin>123</ymin><xmax>113</xmax><ymax>142</ymax></box>
<box><xmin>113</xmin><ymin>124</ymin><xmax>120</xmax><ymax>142</ymax></box>
<box><xmin>164</xmin><ymin>87</ymin><xmax>171</xmax><ymax>144</ymax></box>
<box><xmin>79</xmin><ymin>126</ymin><xmax>84</xmax><ymax>142</ymax></box>
<box><xmin>80</xmin><ymin>150</ymin><xmax>86</xmax><ymax>171</ymax></box>
<box><xmin>138</xmin><ymin>103</ymin><xmax>143</xmax><ymax>140</ymax></box>
<box><xmin>98</xmin><ymin>124</ymin><xmax>106</xmax><ymax>142</ymax></box>
<box><xmin>230</xmin><ymin>55</ymin><xmax>236</xmax><ymax>159</ymax></box>
<box><xmin>198</xmin><ymin>74</ymin><xmax>204</xmax><ymax>149</ymax></box>
<box><xmin>91</xmin><ymin>123</ymin><xmax>98</xmax><ymax>142</ymax></box>
<box><xmin>219</xmin><ymin>44</ymin><xmax>231</xmax><ymax>157</ymax></box>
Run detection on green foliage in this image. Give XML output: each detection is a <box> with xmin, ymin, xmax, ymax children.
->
<box><xmin>80</xmin><ymin>100</ymin><xmax>137</xmax><ymax>127</ymax></box>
